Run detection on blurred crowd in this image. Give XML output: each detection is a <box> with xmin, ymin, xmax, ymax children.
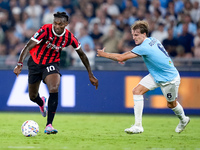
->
<box><xmin>0</xmin><ymin>0</ymin><xmax>200</xmax><ymax>67</ymax></box>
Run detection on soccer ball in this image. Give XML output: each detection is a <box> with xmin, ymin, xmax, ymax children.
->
<box><xmin>21</xmin><ymin>120</ymin><xmax>39</xmax><ymax>137</ymax></box>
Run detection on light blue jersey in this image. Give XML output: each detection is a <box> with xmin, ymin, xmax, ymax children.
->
<box><xmin>131</xmin><ymin>37</ymin><xmax>179</xmax><ymax>83</ymax></box>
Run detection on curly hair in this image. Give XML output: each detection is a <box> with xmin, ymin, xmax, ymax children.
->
<box><xmin>53</xmin><ymin>12</ymin><xmax>69</xmax><ymax>22</ymax></box>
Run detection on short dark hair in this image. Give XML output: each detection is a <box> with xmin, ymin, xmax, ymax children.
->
<box><xmin>53</xmin><ymin>12</ymin><xmax>69</xmax><ymax>21</ymax></box>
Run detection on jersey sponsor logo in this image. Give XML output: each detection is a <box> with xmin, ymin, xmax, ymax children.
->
<box><xmin>46</xmin><ymin>41</ymin><xmax>62</xmax><ymax>52</ymax></box>
<box><xmin>7</xmin><ymin>74</ymin><xmax>76</xmax><ymax>107</ymax></box>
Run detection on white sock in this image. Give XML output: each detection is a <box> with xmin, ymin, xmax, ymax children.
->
<box><xmin>171</xmin><ymin>101</ymin><xmax>186</xmax><ymax>121</ymax></box>
<box><xmin>133</xmin><ymin>95</ymin><xmax>144</xmax><ymax>127</ymax></box>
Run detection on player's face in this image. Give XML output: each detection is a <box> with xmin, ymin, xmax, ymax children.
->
<box><xmin>53</xmin><ymin>17</ymin><xmax>68</xmax><ymax>35</ymax></box>
<box><xmin>131</xmin><ymin>29</ymin><xmax>146</xmax><ymax>45</ymax></box>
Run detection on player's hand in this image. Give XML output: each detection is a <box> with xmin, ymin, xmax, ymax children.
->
<box><xmin>89</xmin><ymin>75</ymin><xmax>98</xmax><ymax>90</ymax></box>
<box><xmin>13</xmin><ymin>65</ymin><xmax>22</xmax><ymax>77</ymax></box>
<box><xmin>96</xmin><ymin>47</ymin><xmax>105</xmax><ymax>57</ymax></box>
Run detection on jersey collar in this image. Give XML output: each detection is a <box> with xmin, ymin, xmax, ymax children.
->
<box><xmin>52</xmin><ymin>25</ymin><xmax>66</xmax><ymax>37</ymax></box>
<box><xmin>144</xmin><ymin>37</ymin><xmax>149</xmax><ymax>42</ymax></box>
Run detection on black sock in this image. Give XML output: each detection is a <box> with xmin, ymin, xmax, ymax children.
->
<box><xmin>47</xmin><ymin>92</ymin><xmax>58</xmax><ymax>126</ymax></box>
<box><xmin>31</xmin><ymin>94</ymin><xmax>43</xmax><ymax>107</ymax></box>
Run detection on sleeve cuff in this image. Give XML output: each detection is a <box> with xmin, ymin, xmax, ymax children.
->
<box><xmin>31</xmin><ymin>37</ymin><xmax>40</xmax><ymax>44</ymax></box>
<box><xmin>74</xmin><ymin>45</ymin><xmax>81</xmax><ymax>50</ymax></box>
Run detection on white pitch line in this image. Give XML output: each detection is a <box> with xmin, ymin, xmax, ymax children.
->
<box><xmin>7</xmin><ymin>146</ymin><xmax>40</xmax><ymax>149</ymax></box>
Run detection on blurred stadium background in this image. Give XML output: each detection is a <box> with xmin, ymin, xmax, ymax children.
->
<box><xmin>0</xmin><ymin>0</ymin><xmax>200</xmax><ymax>115</ymax></box>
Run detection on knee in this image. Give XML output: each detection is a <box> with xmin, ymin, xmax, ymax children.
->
<box><xmin>49</xmin><ymin>85</ymin><xmax>59</xmax><ymax>93</ymax></box>
<box><xmin>167</xmin><ymin>100</ymin><xmax>177</xmax><ymax>108</ymax></box>
<box><xmin>29</xmin><ymin>93</ymin><xmax>38</xmax><ymax>101</ymax></box>
<box><xmin>132</xmin><ymin>88</ymin><xmax>140</xmax><ymax>95</ymax></box>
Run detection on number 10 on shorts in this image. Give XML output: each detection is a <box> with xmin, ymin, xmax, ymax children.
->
<box><xmin>46</xmin><ymin>65</ymin><xmax>55</xmax><ymax>72</ymax></box>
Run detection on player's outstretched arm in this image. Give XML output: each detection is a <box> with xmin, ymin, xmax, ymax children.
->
<box><xmin>76</xmin><ymin>48</ymin><xmax>98</xmax><ymax>89</ymax></box>
<box><xmin>13</xmin><ymin>40</ymin><xmax>37</xmax><ymax>77</ymax></box>
<box><xmin>97</xmin><ymin>47</ymin><xmax>138</xmax><ymax>62</ymax></box>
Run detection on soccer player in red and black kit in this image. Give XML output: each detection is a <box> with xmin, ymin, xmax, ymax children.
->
<box><xmin>13</xmin><ymin>12</ymin><xmax>99</xmax><ymax>134</ymax></box>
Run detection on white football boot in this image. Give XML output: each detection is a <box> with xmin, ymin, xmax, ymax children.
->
<box><xmin>175</xmin><ymin>116</ymin><xmax>190</xmax><ymax>133</ymax></box>
<box><xmin>124</xmin><ymin>125</ymin><xmax>144</xmax><ymax>134</ymax></box>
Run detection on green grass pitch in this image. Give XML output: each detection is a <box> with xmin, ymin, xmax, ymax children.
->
<box><xmin>0</xmin><ymin>112</ymin><xmax>199</xmax><ymax>150</ymax></box>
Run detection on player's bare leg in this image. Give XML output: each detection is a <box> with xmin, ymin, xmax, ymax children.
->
<box><xmin>29</xmin><ymin>81</ymin><xmax>41</xmax><ymax>100</ymax></box>
<box><xmin>29</xmin><ymin>81</ymin><xmax>47</xmax><ymax>117</ymax></box>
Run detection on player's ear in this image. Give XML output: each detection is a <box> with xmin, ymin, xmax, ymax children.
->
<box><xmin>65</xmin><ymin>22</ymin><xmax>69</xmax><ymax>27</ymax></box>
<box><xmin>66</xmin><ymin>19</ymin><xmax>70</xmax><ymax>26</ymax></box>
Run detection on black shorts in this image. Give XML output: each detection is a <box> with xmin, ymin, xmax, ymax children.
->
<box><xmin>28</xmin><ymin>57</ymin><xmax>61</xmax><ymax>84</ymax></box>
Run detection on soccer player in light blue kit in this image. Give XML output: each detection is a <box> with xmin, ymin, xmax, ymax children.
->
<box><xmin>97</xmin><ymin>20</ymin><xmax>190</xmax><ymax>134</ymax></box>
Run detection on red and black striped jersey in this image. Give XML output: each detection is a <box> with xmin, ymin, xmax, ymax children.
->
<box><xmin>30</xmin><ymin>24</ymin><xmax>80</xmax><ymax>65</ymax></box>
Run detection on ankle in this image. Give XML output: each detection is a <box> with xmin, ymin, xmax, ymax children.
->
<box><xmin>46</xmin><ymin>124</ymin><xmax>52</xmax><ymax>127</ymax></box>
<box><xmin>135</xmin><ymin>123</ymin><xmax>142</xmax><ymax>127</ymax></box>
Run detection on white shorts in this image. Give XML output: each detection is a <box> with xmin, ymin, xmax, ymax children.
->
<box><xmin>139</xmin><ymin>74</ymin><xmax>180</xmax><ymax>102</ymax></box>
